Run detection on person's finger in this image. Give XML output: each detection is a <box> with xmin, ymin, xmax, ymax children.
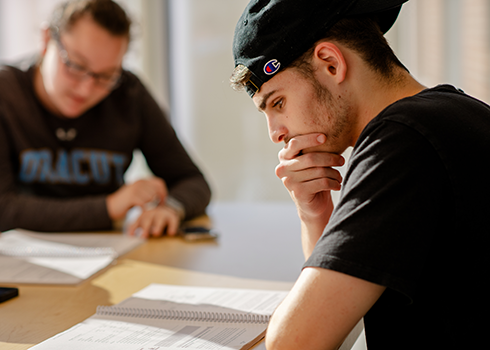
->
<box><xmin>281</xmin><ymin>133</ymin><xmax>326</xmax><ymax>159</ymax></box>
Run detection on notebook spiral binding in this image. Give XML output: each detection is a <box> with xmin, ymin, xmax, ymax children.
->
<box><xmin>96</xmin><ymin>306</ymin><xmax>271</xmax><ymax>324</ymax></box>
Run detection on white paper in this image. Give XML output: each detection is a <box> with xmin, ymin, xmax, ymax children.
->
<box><xmin>0</xmin><ymin>230</ymin><xmax>116</xmax><ymax>257</ymax></box>
<box><xmin>26</xmin><ymin>256</ymin><xmax>114</xmax><ymax>279</ymax></box>
<box><xmin>30</xmin><ymin>317</ymin><xmax>265</xmax><ymax>350</ymax></box>
<box><xmin>0</xmin><ymin>230</ymin><xmax>116</xmax><ymax>280</ymax></box>
<box><xmin>0</xmin><ymin>230</ymin><xmax>144</xmax><ymax>284</ymax></box>
<box><xmin>133</xmin><ymin>284</ymin><xmax>289</xmax><ymax>315</ymax></box>
<box><xmin>29</xmin><ymin>284</ymin><xmax>289</xmax><ymax>350</ymax></box>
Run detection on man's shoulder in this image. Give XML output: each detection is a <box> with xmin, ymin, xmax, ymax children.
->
<box><xmin>0</xmin><ymin>64</ymin><xmax>22</xmax><ymax>82</ymax></box>
<box><xmin>0</xmin><ymin>54</ymin><xmax>36</xmax><ymax>77</ymax></box>
<box><xmin>368</xmin><ymin>84</ymin><xmax>490</xmax><ymax>141</ymax></box>
<box><xmin>0</xmin><ymin>62</ymin><xmax>33</xmax><ymax>93</ymax></box>
<box><xmin>111</xmin><ymin>69</ymin><xmax>150</xmax><ymax>99</ymax></box>
<box><xmin>384</xmin><ymin>84</ymin><xmax>490</xmax><ymax>121</ymax></box>
<box><xmin>119</xmin><ymin>69</ymin><xmax>144</xmax><ymax>89</ymax></box>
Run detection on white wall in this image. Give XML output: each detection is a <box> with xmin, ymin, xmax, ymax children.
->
<box><xmin>167</xmin><ymin>0</ymin><xmax>292</xmax><ymax>202</ymax></box>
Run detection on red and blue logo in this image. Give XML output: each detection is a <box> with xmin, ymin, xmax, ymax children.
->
<box><xmin>264</xmin><ymin>59</ymin><xmax>280</xmax><ymax>75</ymax></box>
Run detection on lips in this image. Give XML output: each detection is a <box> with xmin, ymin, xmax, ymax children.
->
<box><xmin>69</xmin><ymin>94</ymin><xmax>87</xmax><ymax>105</ymax></box>
<box><xmin>58</xmin><ymin>93</ymin><xmax>90</xmax><ymax>118</ymax></box>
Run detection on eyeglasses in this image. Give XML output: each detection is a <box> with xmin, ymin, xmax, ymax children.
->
<box><xmin>50</xmin><ymin>27</ymin><xmax>122</xmax><ymax>90</ymax></box>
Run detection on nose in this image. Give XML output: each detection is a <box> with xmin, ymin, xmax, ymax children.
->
<box><xmin>266</xmin><ymin>114</ymin><xmax>287</xmax><ymax>143</ymax></box>
<box><xmin>74</xmin><ymin>75</ymin><xmax>97</xmax><ymax>97</ymax></box>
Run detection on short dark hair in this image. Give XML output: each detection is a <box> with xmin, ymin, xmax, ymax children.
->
<box><xmin>293</xmin><ymin>16</ymin><xmax>408</xmax><ymax>78</ymax></box>
<box><xmin>49</xmin><ymin>0</ymin><xmax>131</xmax><ymax>39</ymax></box>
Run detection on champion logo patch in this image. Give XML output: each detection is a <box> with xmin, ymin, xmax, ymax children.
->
<box><xmin>264</xmin><ymin>59</ymin><xmax>280</xmax><ymax>75</ymax></box>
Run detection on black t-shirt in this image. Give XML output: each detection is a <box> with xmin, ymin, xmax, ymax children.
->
<box><xmin>305</xmin><ymin>85</ymin><xmax>490</xmax><ymax>349</ymax></box>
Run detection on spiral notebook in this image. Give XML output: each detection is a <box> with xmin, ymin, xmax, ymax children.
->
<box><xmin>30</xmin><ymin>283</ymin><xmax>289</xmax><ymax>350</ymax></box>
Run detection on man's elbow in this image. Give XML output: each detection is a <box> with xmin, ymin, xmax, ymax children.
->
<box><xmin>265</xmin><ymin>321</ymin><xmax>302</xmax><ymax>350</ymax></box>
<box><xmin>265</xmin><ymin>319</ymin><xmax>342</xmax><ymax>350</ymax></box>
<box><xmin>265</xmin><ymin>328</ymin><xmax>289</xmax><ymax>350</ymax></box>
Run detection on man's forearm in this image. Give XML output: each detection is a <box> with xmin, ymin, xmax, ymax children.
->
<box><xmin>0</xmin><ymin>192</ymin><xmax>112</xmax><ymax>232</ymax></box>
<box><xmin>298</xmin><ymin>193</ymin><xmax>335</xmax><ymax>259</ymax></box>
<box><xmin>168</xmin><ymin>175</ymin><xmax>211</xmax><ymax>220</ymax></box>
<box><xmin>301</xmin><ymin>220</ymin><xmax>327</xmax><ymax>260</ymax></box>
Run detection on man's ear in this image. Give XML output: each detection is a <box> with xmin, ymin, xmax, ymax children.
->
<box><xmin>40</xmin><ymin>24</ymin><xmax>51</xmax><ymax>56</ymax></box>
<box><xmin>313</xmin><ymin>42</ymin><xmax>347</xmax><ymax>84</ymax></box>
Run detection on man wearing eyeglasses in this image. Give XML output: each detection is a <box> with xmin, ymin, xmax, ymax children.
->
<box><xmin>0</xmin><ymin>0</ymin><xmax>211</xmax><ymax>236</ymax></box>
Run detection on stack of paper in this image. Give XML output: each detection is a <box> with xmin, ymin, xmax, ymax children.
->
<box><xmin>0</xmin><ymin>229</ymin><xmax>144</xmax><ymax>284</ymax></box>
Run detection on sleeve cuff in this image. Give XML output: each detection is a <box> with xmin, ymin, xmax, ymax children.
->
<box><xmin>165</xmin><ymin>195</ymin><xmax>186</xmax><ymax>220</ymax></box>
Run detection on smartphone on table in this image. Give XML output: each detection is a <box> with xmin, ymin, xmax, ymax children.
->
<box><xmin>0</xmin><ymin>287</ymin><xmax>18</xmax><ymax>303</ymax></box>
<box><xmin>180</xmin><ymin>226</ymin><xmax>219</xmax><ymax>242</ymax></box>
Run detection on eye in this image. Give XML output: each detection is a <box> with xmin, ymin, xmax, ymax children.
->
<box><xmin>65</xmin><ymin>60</ymin><xmax>87</xmax><ymax>76</ymax></box>
<box><xmin>272</xmin><ymin>98</ymin><xmax>283</xmax><ymax>109</ymax></box>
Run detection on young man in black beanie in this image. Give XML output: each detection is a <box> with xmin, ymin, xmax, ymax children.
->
<box><xmin>231</xmin><ymin>0</ymin><xmax>489</xmax><ymax>349</ymax></box>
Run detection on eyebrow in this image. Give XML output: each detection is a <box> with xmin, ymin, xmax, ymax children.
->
<box><xmin>258</xmin><ymin>90</ymin><xmax>277</xmax><ymax>112</ymax></box>
<box><xmin>65</xmin><ymin>44</ymin><xmax>121</xmax><ymax>75</ymax></box>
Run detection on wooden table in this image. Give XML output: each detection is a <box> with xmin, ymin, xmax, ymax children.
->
<box><xmin>128</xmin><ymin>201</ymin><xmax>304</xmax><ymax>281</ymax></box>
<box><xmin>0</xmin><ymin>201</ymin><xmax>304</xmax><ymax>349</ymax></box>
